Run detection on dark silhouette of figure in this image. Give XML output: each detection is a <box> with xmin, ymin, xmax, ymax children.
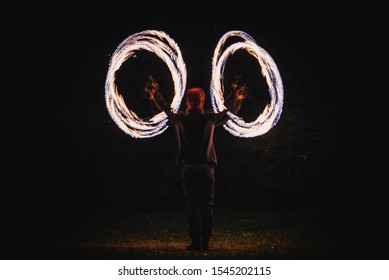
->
<box><xmin>144</xmin><ymin>76</ymin><xmax>246</xmax><ymax>251</ymax></box>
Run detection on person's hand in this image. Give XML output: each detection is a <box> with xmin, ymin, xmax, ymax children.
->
<box><xmin>234</xmin><ymin>84</ymin><xmax>247</xmax><ymax>101</ymax></box>
<box><xmin>144</xmin><ymin>76</ymin><xmax>159</xmax><ymax>101</ymax></box>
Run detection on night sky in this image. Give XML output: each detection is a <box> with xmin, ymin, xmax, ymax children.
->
<box><xmin>5</xmin><ymin>9</ymin><xmax>386</xmax><ymax>259</ymax></box>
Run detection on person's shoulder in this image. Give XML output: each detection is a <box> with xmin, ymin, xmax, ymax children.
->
<box><xmin>205</xmin><ymin>109</ymin><xmax>216</xmax><ymax>114</ymax></box>
<box><xmin>172</xmin><ymin>110</ymin><xmax>186</xmax><ymax>119</ymax></box>
<box><xmin>204</xmin><ymin>109</ymin><xmax>228</xmax><ymax>122</ymax></box>
<box><xmin>205</xmin><ymin>109</ymin><xmax>228</xmax><ymax>116</ymax></box>
<box><xmin>175</xmin><ymin>110</ymin><xmax>185</xmax><ymax>115</ymax></box>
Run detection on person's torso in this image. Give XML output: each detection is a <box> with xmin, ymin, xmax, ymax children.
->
<box><xmin>175</xmin><ymin>111</ymin><xmax>216</xmax><ymax>165</ymax></box>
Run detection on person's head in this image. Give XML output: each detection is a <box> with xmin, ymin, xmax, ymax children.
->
<box><xmin>185</xmin><ymin>87</ymin><xmax>205</xmax><ymax>111</ymax></box>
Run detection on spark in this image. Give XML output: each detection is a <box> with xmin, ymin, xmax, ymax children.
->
<box><xmin>210</xmin><ymin>30</ymin><xmax>284</xmax><ymax>138</ymax></box>
<box><xmin>105</xmin><ymin>30</ymin><xmax>187</xmax><ymax>138</ymax></box>
<box><xmin>105</xmin><ymin>30</ymin><xmax>283</xmax><ymax>138</ymax></box>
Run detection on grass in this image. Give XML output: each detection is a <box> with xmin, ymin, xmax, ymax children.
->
<box><xmin>47</xmin><ymin>205</ymin><xmax>352</xmax><ymax>259</ymax></box>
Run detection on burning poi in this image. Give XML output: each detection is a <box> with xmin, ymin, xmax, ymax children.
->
<box><xmin>105</xmin><ymin>30</ymin><xmax>284</xmax><ymax>138</ymax></box>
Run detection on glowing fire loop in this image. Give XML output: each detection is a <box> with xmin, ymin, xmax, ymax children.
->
<box><xmin>105</xmin><ymin>30</ymin><xmax>283</xmax><ymax>138</ymax></box>
<box><xmin>211</xmin><ymin>30</ymin><xmax>284</xmax><ymax>138</ymax></box>
<box><xmin>105</xmin><ymin>30</ymin><xmax>187</xmax><ymax>138</ymax></box>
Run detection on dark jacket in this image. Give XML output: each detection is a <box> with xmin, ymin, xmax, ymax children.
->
<box><xmin>168</xmin><ymin>108</ymin><xmax>228</xmax><ymax>166</ymax></box>
<box><xmin>152</xmin><ymin>92</ymin><xmax>241</xmax><ymax>166</ymax></box>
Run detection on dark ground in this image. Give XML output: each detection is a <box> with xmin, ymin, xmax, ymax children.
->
<box><xmin>4</xmin><ymin>8</ymin><xmax>388</xmax><ymax>260</ymax></box>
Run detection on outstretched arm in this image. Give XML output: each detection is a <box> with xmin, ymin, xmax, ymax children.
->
<box><xmin>224</xmin><ymin>79</ymin><xmax>247</xmax><ymax>114</ymax></box>
<box><xmin>144</xmin><ymin>75</ymin><xmax>173</xmax><ymax>117</ymax></box>
<box><xmin>212</xmin><ymin>79</ymin><xmax>247</xmax><ymax>126</ymax></box>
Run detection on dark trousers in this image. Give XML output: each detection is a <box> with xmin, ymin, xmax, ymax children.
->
<box><xmin>181</xmin><ymin>164</ymin><xmax>215</xmax><ymax>244</ymax></box>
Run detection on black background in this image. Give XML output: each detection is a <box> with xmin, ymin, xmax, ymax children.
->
<box><xmin>6</xmin><ymin>7</ymin><xmax>385</xmax><ymax>259</ymax></box>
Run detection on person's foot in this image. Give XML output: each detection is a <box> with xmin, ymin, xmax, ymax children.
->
<box><xmin>201</xmin><ymin>236</ymin><xmax>210</xmax><ymax>250</ymax></box>
<box><xmin>186</xmin><ymin>242</ymin><xmax>202</xmax><ymax>251</ymax></box>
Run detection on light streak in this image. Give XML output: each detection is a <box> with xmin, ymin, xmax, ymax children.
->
<box><xmin>210</xmin><ymin>30</ymin><xmax>284</xmax><ymax>138</ymax></box>
<box><xmin>105</xmin><ymin>30</ymin><xmax>283</xmax><ymax>138</ymax></box>
<box><xmin>105</xmin><ymin>30</ymin><xmax>187</xmax><ymax>138</ymax></box>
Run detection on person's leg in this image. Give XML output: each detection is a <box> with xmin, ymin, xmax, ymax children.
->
<box><xmin>199</xmin><ymin>165</ymin><xmax>215</xmax><ymax>250</ymax></box>
<box><xmin>181</xmin><ymin>165</ymin><xmax>202</xmax><ymax>250</ymax></box>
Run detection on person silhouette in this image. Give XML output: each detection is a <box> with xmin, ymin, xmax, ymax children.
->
<box><xmin>144</xmin><ymin>76</ymin><xmax>246</xmax><ymax>251</ymax></box>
